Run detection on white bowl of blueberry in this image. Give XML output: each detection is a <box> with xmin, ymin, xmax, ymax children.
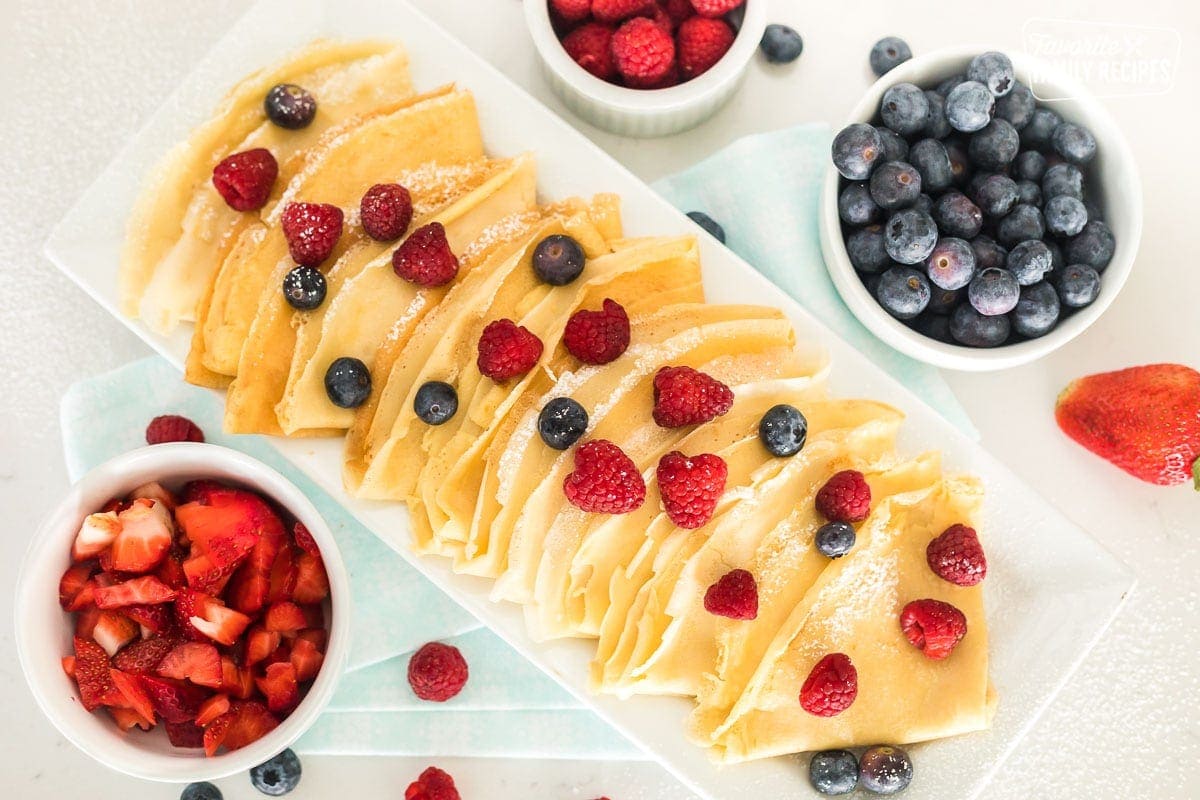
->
<box><xmin>819</xmin><ymin>43</ymin><xmax>1142</xmax><ymax>371</ymax></box>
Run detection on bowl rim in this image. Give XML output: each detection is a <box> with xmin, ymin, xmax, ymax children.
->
<box><xmin>819</xmin><ymin>43</ymin><xmax>1144</xmax><ymax>371</ymax></box>
<box><xmin>14</xmin><ymin>442</ymin><xmax>351</xmax><ymax>783</ymax></box>
<box><xmin>523</xmin><ymin>0</ymin><xmax>768</xmax><ymax>114</ymax></box>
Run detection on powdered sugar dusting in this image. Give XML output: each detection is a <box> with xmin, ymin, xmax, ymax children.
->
<box><xmin>460</xmin><ymin>210</ymin><xmax>541</xmax><ymax>266</ymax></box>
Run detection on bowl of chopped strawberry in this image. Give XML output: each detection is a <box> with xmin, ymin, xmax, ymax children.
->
<box><xmin>15</xmin><ymin>442</ymin><xmax>350</xmax><ymax>782</ymax></box>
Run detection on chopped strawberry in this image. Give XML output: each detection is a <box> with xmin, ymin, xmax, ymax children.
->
<box><xmin>93</xmin><ymin>612</ymin><xmax>139</xmax><ymax>656</ymax></box>
<box><xmin>296</xmin><ymin>627</ymin><xmax>328</xmax><ymax>651</ymax></box>
<box><xmin>267</xmin><ymin>546</ymin><xmax>299</xmax><ymax>604</ymax></box>
<box><xmin>113</xmin><ymin>636</ymin><xmax>177</xmax><ymax>675</ymax></box>
<box><xmin>156</xmin><ymin>642</ymin><xmax>223</xmax><ymax>689</ymax></box>
<box><xmin>94</xmin><ymin>575</ymin><xmax>177</xmax><ymax>609</ymax></box>
<box><xmin>301</xmin><ymin>604</ymin><xmax>324</xmax><ymax>629</ymax></box>
<box><xmin>66</xmin><ymin>577</ymin><xmax>100</xmax><ymax>611</ymax></box>
<box><xmin>196</xmin><ymin>693</ymin><xmax>231</xmax><ymax>726</ymax></box>
<box><xmin>292</xmin><ymin>552</ymin><xmax>329</xmax><ymax>604</ymax></box>
<box><xmin>175</xmin><ymin>590</ymin><xmax>252</xmax><ymax>646</ymax></box>
<box><xmin>165</xmin><ymin>720</ymin><xmax>206</xmax><ymax>748</ymax></box>
<box><xmin>246</xmin><ymin>625</ymin><xmax>281</xmax><ymax>666</ymax></box>
<box><xmin>203</xmin><ymin>701</ymin><xmax>279</xmax><ymax>756</ymax></box>
<box><xmin>255</xmin><ymin>662</ymin><xmax>301</xmax><ymax>714</ymax></box>
<box><xmin>182</xmin><ymin>531</ymin><xmax>257</xmax><ymax>593</ymax></box>
<box><xmin>110</xmin><ymin>669</ymin><xmax>157</xmax><ymax>723</ymax></box>
<box><xmin>220</xmin><ymin>656</ymin><xmax>256</xmax><ymax>700</ymax></box>
<box><xmin>61</xmin><ymin>655</ymin><xmax>76</xmax><ymax>678</ymax></box>
<box><xmin>129</xmin><ymin>481</ymin><xmax>179</xmax><ymax>511</ymax></box>
<box><xmin>124</xmin><ymin>602</ymin><xmax>175</xmax><ymax>635</ymax></box>
<box><xmin>155</xmin><ymin>546</ymin><xmax>188</xmax><ymax>590</ymax></box>
<box><xmin>180</xmin><ymin>479</ymin><xmax>236</xmax><ymax>506</ymax></box>
<box><xmin>72</xmin><ymin>511</ymin><xmax>121</xmax><ymax>562</ymax></box>
<box><xmin>75</xmin><ymin>605</ymin><xmax>102</xmax><ymax>639</ymax></box>
<box><xmin>264</xmin><ymin>601</ymin><xmax>307</xmax><ymax>633</ymax></box>
<box><xmin>226</xmin><ymin>523</ymin><xmax>287</xmax><ymax>614</ymax></box>
<box><xmin>59</xmin><ymin>561</ymin><xmax>98</xmax><ymax>609</ymax></box>
<box><xmin>139</xmin><ymin>675</ymin><xmax>208</xmax><ymax>724</ymax></box>
<box><xmin>72</xmin><ymin>637</ymin><xmax>124</xmax><ymax>711</ymax></box>
<box><xmin>175</xmin><ymin>489</ymin><xmax>282</xmax><ymax>553</ymax></box>
<box><xmin>265</xmin><ymin>640</ymin><xmax>292</xmax><ymax>668</ymax></box>
<box><xmin>109</xmin><ymin>499</ymin><xmax>174</xmax><ymax>573</ymax></box>
<box><xmin>289</xmin><ymin>636</ymin><xmax>325</xmax><ymax>682</ymax></box>
<box><xmin>108</xmin><ymin>705</ymin><xmax>154</xmax><ymax>731</ymax></box>
<box><xmin>291</xmin><ymin>522</ymin><xmax>320</xmax><ymax>557</ymax></box>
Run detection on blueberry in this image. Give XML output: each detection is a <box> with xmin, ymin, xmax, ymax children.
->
<box><xmin>1044</xmin><ymin>195</ymin><xmax>1088</xmax><ymax>237</ymax></box>
<box><xmin>883</xmin><ymin>208</ymin><xmax>938</xmax><ymax>264</ymax></box>
<box><xmin>846</xmin><ymin>225</ymin><xmax>891</xmax><ymax>273</ymax></box>
<box><xmin>832</xmin><ymin>123</ymin><xmax>885</xmax><ymax>180</ymax></box>
<box><xmin>869</xmin><ymin>37</ymin><xmax>912</xmax><ymax>76</ymax></box>
<box><xmin>1012</xmin><ymin>150</ymin><xmax>1047</xmax><ymax>182</ymax></box>
<box><xmin>181</xmin><ymin>783</ymin><xmax>223</xmax><ymax>800</ymax></box>
<box><xmin>996</xmin><ymin>204</ymin><xmax>1045</xmax><ymax>248</ymax></box>
<box><xmin>686</xmin><ymin>211</ymin><xmax>726</xmax><ymax>243</ymax></box>
<box><xmin>908</xmin><ymin>139</ymin><xmax>953</xmax><ymax>193</ymax></box>
<box><xmin>533</xmin><ymin>234</ymin><xmax>586</xmax><ymax>285</ymax></box>
<box><xmin>1051</xmin><ymin>121</ymin><xmax>1098</xmax><ymax>164</ymax></box>
<box><xmin>880</xmin><ymin>83</ymin><xmax>930</xmax><ymax>137</ymax></box>
<box><xmin>265</xmin><ymin>84</ymin><xmax>317</xmax><ymax>130</ymax></box>
<box><xmin>538</xmin><ymin>397</ymin><xmax>589</xmax><ymax>450</ymax></box>
<box><xmin>282</xmin><ymin>265</ymin><xmax>327</xmax><ymax>310</ymax></box>
<box><xmin>414</xmin><ymin>380</ymin><xmax>458</xmax><ymax>425</ymax></box>
<box><xmin>968</xmin><ymin>119</ymin><xmax>1019</xmax><ymax>169</ymax></box>
<box><xmin>994</xmin><ymin>81</ymin><xmax>1035</xmax><ymax>129</ymax></box>
<box><xmin>874</xmin><ymin>126</ymin><xmax>910</xmax><ymax>162</ymax></box>
<box><xmin>922</xmin><ymin>91</ymin><xmax>952</xmax><ymax>139</ymax></box>
<box><xmin>1006</xmin><ymin>239</ymin><xmax>1053</xmax><ymax>285</ymax></box>
<box><xmin>862</xmin><ymin>272</ymin><xmax>882</xmax><ymax>297</ymax></box>
<box><xmin>876</xmin><ymin>266</ymin><xmax>931</xmax><ymax>320</ymax></box>
<box><xmin>869</xmin><ymin>161</ymin><xmax>922</xmax><ymax>210</ymax></box>
<box><xmin>1065</xmin><ymin>220</ymin><xmax>1116</xmax><ymax>271</ymax></box>
<box><xmin>1020</xmin><ymin>108</ymin><xmax>1062</xmax><ymax>149</ymax></box>
<box><xmin>944</xmin><ymin>140</ymin><xmax>972</xmax><ymax>186</ymax></box>
<box><xmin>815</xmin><ymin>521</ymin><xmax>856</xmax><ymax>557</ymax></box>
<box><xmin>912</xmin><ymin>194</ymin><xmax>933</xmax><ymax>215</ymax></box>
<box><xmin>935</xmin><ymin>73</ymin><xmax>967</xmax><ymax>97</ymax></box>
<box><xmin>1054</xmin><ymin>263</ymin><xmax>1101</xmax><ymax>307</ymax></box>
<box><xmin>1011</xmin><ymin>281</ymin><xmax>1060</xmax><ymax>338</ymax></box>
<box><xmin>760</xmin><ymin>24</ymin><xmax>803</xmax><ymax>63</ymax></box>
<box><xmin>973</xmin><ymin>174</ymin><xmax>1019</xmax><ymax>217</ymax></box>
<box><xmin>859</xmin><ymin>745</ymin><xmax>914</xmax><ymax>795</ymax></box>
<box><xmin>324</xmin><ymin>357</ymin><xmax>371</xmax><ymax>409</ymax></box>
<box><xmin>970</xmin><ymin>235</ymin><xmax>1007</xmax><ymax>270</ymax></box>
<box><xmin>944</xmin><ymin>81</ymin><xmax>994</xmax><ymax>133</ymax></box>
<box><xmin>1015</xmin><ymin>179</ymin><xmax>1041</xmax><ymax>207</ymax></box>
<box><xmin>1042</xmin><ymin>163</ymin><xmax>1084</xmax><ymax>201</ymax></box>
<box><xmin>967</xmin><ymin>51</ymin><xmax>1015</xmax><ymax>96</ymax></box>
<box><xmin>951</xmin><ymin>303</ymin><xmax>1011</xmax><ymax>347</ymax></box>
<box><xmin>913</xmin><ymin>311</ymin><xmax>955</xmax><ymax>342</ymax></box>
<box><xmin>758</xmin><ymin>404</ymin><xmax>808</xmax><ymax>457</ymax></box>
<box><xmin>924</xmin><ymin>237</ymin><xmax>976</xmax><ymax>290</ymax></box>
<box><xmin>926</xmin><ymin>285</ymin><xmax>962</xmax><ymax>315</ymax></box>
<box><xmin>1084</xmin><ymin>199</ymin><xmax>1104</xmax><ymax>222</ymax></box>
<box><xmin>968</xmin><ymin>267</ymin><xmax>1020</xmax><ymax>315</ymax></box>
<box><xmin>932</xmin><ymin>191</ymin><xmax>982</xmax><ymax>239</ymax></box>
<box><xmin>809</xmin><ymin>749</ymin><xmax>859</xmax><ymax>795</ymax></box>
<box><xmin>250</xmin><ymin>749</ymin><xmax>302</xmax><ymax>796</ymax></box>
<box><xmin>839</xmin><ymin>183</ymin><xmax>881</xmax><ymax>226</ymax></box>
<box><xmin>1046</xmin><ymin>238</ymin><xmax>1065</xmax><ymax>273</ymax></box>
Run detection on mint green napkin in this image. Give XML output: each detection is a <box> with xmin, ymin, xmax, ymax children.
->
<box><xmin>653</xmin><ymin>123</ymin><xmax>977</xmax><ymax>437</ymax></box>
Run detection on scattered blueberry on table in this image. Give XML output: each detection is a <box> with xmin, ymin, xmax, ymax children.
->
<box><xmin>760</xmin><ymin>24</ymin><xmax>804</xmax><ymax>64</ymax></box>
<box><xmin>869</xmin><ymin>37</ymin><xmax>912</xmax><ymax>77</ymax></box>
<box><xmin>686</xmin><ymin>210</ymin><xmax>726</xmax><ymax>243</ymax></box>
<box><xmin>809</xmin><ymin>748</ymin><xmax>859</xmax><ymax>794</ymax></box>
<box><xmin>181</xmin><ymin>783</ymin><xmax>223</xmax><ymax>800</ymax></box>
<box><xmin>249</xmin><ymin>748</ymin><xmax>302</xmax><ymax>796</ymax></box>
<box><xmin>859</xmin><ymin>744</ymin><xmax>915</xmax><ymax>794</ymax></box>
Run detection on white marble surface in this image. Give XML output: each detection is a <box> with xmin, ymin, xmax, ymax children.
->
<box><xmin>1</xmin><ymin>1</ymin><xmax>1197</xmax><ymax>798</ymax></box>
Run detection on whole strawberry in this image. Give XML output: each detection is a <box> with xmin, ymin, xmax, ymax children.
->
<box><xmin>1056</xmin><ymin>363</ymin><xmax>1200</xmax><ymax>488</ymax></box>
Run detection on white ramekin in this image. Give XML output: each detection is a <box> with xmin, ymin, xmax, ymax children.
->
<box><xmin>15</xmin><ymin>443</ymin><xmax>351</xmax><ymax>782</ymax></box>
<box><xmin>819</xmin><ymin>44</ymin><xmax>1143</xmax><ymax>371</ymax></box>
<box><xmin>524</xmin><ymin>0</ymin><xmax>767</xmax><ymax>137</ymax></box>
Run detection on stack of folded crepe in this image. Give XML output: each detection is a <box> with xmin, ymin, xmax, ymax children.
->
<box><xmin>119</xmin><ymin>39</ymin><xmax>996</xmax><ymax>762</ymax></box>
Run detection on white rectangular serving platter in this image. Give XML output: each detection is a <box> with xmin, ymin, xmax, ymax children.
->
<box><xmin>44</xmin><ymin>1</ymin><xmax>1134</xmax><ymax>797</ymax></box>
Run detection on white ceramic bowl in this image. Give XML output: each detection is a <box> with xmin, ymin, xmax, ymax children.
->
<box><xmin>524</xmin><ymin>0</ymin><xmax>767</xmax><ymax>137</ymax></box>
<box><xmin>819</xmin><ymin>44</ymin><xmax>1143</xmax><ymax>371</ymax></box>
<box><xmin>14</xmin><ymin>443</ymin><xmax>351</xmax><ymax>783</ymax></box>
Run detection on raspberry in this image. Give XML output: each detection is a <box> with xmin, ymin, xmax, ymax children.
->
<box><xmin>280</xmin><ymin>202</ymin><xmax>344</xmax><ymax>267</ymax></box>
<box><xmin>563</xmin><ymin>439</ymin><xmax>646</xmax><ymax>513</ymax></box>
<box><xmin>477</xmin><ymin>319</ymin><xmax>544</xmax><ymax>381</ymax></box>
<box><xmin>657</xmin><ymin>450</ymin><xmax>727</xmax><ymax>528</ymax></box>
<box><xmin>408</xmin><ymin>642</ymin><xmax>468</xmax><ymax>702</ymax></box>
<box><xmin>661</xmin><ymin>0</ymin><xmax>695</xmax><ymax>26</ymax></box>
<box><xmin>211</xmin><ymin>148</ymin><xmax>278</xmax><ymax>212</ymax></box>
<box><xmin>393</xmin><ymin>222</ymin><xmax>459</xmax><ymax>286</ymax></box>
<box><xmin>926</xmin><ymin>524</ymin><xmax>987</xmax><ymax>586</ymax></box>
<box><xmin>611</xmin><ymin>17</ymin><xmax>676</xmax><ymax>88</ymax></box>
<box><xmin>900</xmin><ymin>598</ymin><xmax>968</xmax><ymax>660</ymax></box>
<box><xmin>550</xmin><ymin>0</ymin><xmax>592</xmax><ymax>23</ymax></box>
<box><xmin>360</xmin><ymin>183</ymin><xmax>413</xmax><ymax>242</ymax></box>
<box><xmin>145</xmin><ymin>414</ymin><xmax>205</xmax><ymax>445</ymax></box>
<box><xmin>405</xmin><ymin>767</ymin><xmax>462</xmax><ymax>800</ymax></box>
<box><xmin>799</xmin><ymin>652</ymin><xmax>858</xmax><ymax>717</ymax></box>
<box><xmin>562</xmin><ymin>22</ymin><xmax>617</xmax><ymax>81</ymax></box>
<box><xmin>689</xmin><ymin>0</ymin><xmax>743</xmax><ymax>18</ymax></box>
<box><xmin>676</xmin><ymin>16</ymin><xmax>734</xmax><ymax>79</ymax></box>
<box><xmin>703</xmin><ymin>568</ymin><xmax>757</xmax><ymax>620</ymax></box>
<box><xmin>592</xmin><ymin>0</ymin><xmax>653</xmax><ymax>24</ymax></box>
<box><xmin>815</xmin><ymin>469</ymin><xmax>871</xmax><ymax>522</ymax></box>
<box><xmin>652</xmin><ymin>365</ymin><xmax>733</xmax><ymax>428</ymax></box>
<box><xmin>563</xmin><ymin>299</ymin><xmax>630</xmax><ymax>364</ymax></box>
